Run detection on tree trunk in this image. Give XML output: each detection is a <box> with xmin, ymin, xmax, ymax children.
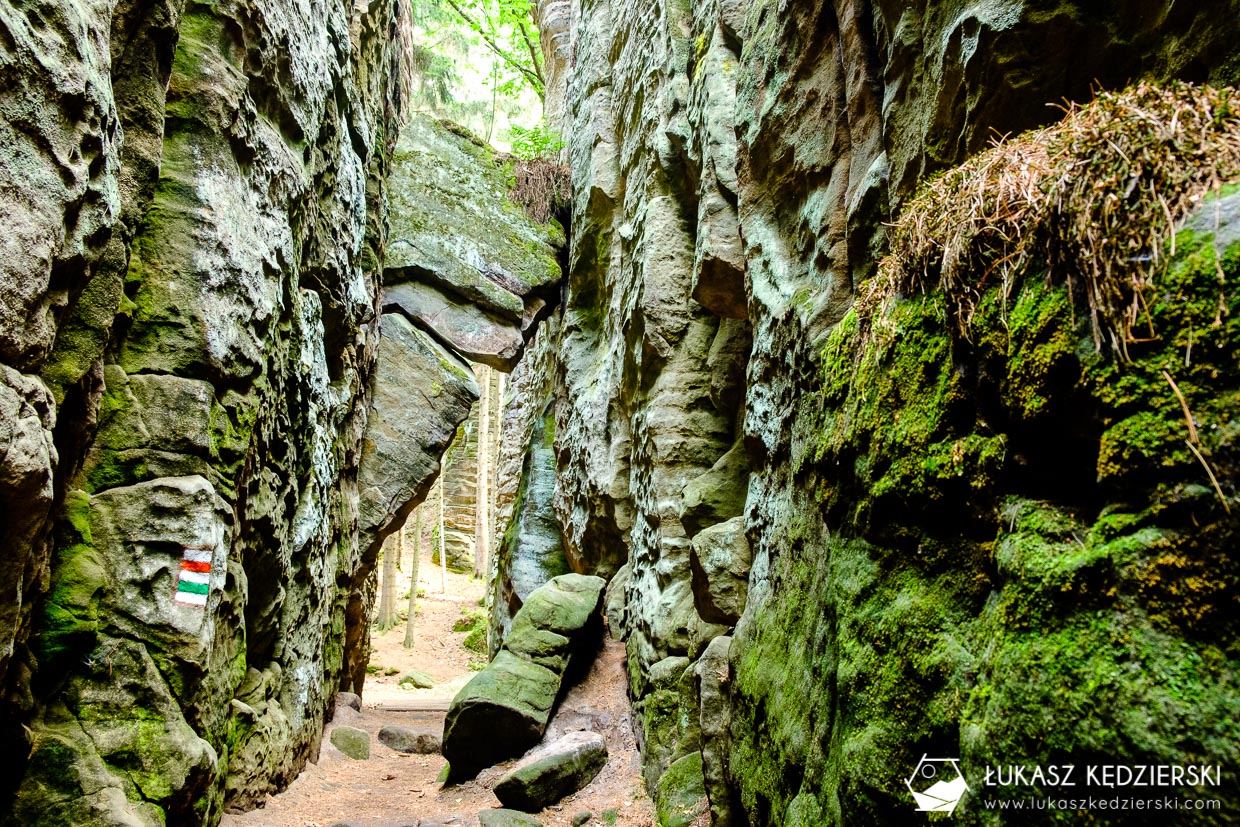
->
<box><xmin>491</xmin><ymin>371</ymin><xmax>505</xmax><ymax>551</ymax></box>
<box><xmin>403</xmin><ymin>508</ymin><xmax>421</xmax><ymax>649</ymax></box>
<box><xmin>378</xmin><ymin>533</ymin><xmax>397</xmax><ymax>629</ymax></box>
<box><xmin>439</xmin><ymin>455</ymin><xmax>448</xmax><ymax>594</ymax></box>
<box><xmin>475</xmin><ymin>365</ymin><xmax>492</xmax><ymax>578</ymax></box>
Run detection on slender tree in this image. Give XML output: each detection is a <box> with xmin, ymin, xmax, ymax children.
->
<box><xmin>403</xmin><ymin>508</ymin><xmax>422</xmax><ymax>648</ymax></box>
<box><xmin>378</xmin><ymin>533</ymin><xmax>397</xmax><ymax>629</ymax></box>
<box><xmin>475</xmin><ymin>366</ymin><xmax>492</xmax><ymax>578</ymax></box>
<box><xmin>439</xmin><ymin>455</ymin><xmax>448</xmax><ymax>594</ymax></box>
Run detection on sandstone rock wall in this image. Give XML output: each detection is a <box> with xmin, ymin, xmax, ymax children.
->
<box><xmin>532</xmin><ymin>0</ymin><xmax>1240</xmax><ymax>823</ymax></box>
<box><xmin>0</xmin><ymin>0</ymin><xmax>563</xmax><ymax>816</ymax></box>
<box><xmin>1</xmin><ymin>0</ymin><xmax>412</xmax><ymax>818</ymax></box>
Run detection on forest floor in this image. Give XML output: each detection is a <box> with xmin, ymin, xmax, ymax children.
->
<box><xmin>222</xmin><ymin>546</ymin><xmax>655</xmax><ymax>827</ymax></box>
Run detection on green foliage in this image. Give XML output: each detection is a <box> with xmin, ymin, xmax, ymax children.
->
<box><xmin>454</xmin><ymin>607</ymin><xmax>488</xmax><ymax>655</ymax></box>
<box><xmin>441</xmin><ymin>0</ymin><xmax>545</xmax><ymax>101</ymax></box>
<box><xmin>508</xmin><ymin>123</ymin><xmax>564</xmax><ymax>160</ymax></box>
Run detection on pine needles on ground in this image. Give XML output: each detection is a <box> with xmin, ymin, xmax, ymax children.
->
<box><xmin>870</xmin><ymin>81</ymin><xmax>1240</xmax><ymax>356</ymax></box>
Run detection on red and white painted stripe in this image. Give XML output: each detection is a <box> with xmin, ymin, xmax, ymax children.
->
<box><xmin>175</xmin><ymin>547</ymin><xmax>213</xmax><ymax>607</ymax></box>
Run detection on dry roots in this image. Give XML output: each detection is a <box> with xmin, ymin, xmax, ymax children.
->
<box><xmin>869</xmin><ymin>81</ymin><xmax>1240</xmax><ymax>355</ymax></box>
<box><xmin>509</xmin><ymin>156</ymin><xmax>570</xmax><ymax>224</ymax></box>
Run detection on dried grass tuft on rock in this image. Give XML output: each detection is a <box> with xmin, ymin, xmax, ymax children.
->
<box><xmin>869</xmin><ymin>81</ymin><xmax>1240</xmax><ymax>356</ymax></box>
<box><xmin>509</xmin><ymin>157</ymin><xmax>570</xmax><ymax>224</ymax></box>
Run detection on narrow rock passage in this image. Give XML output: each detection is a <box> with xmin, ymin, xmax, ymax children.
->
<box><xmin>223</xmin><ymin>547</ymin><xmax>653</xmax><ymax>827</ymax></box>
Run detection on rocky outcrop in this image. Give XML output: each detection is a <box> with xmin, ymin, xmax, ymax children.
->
<box><xmin>443</xmin><ymin>573</ymin><xmax>605</xmax><ymax>780</ymax></box>
<box><xmin>490</xmin><ymin>406</ymin><xmax>570</xmax><ymax>646</ymax></box>
<box><xmin>384</xmin><ymin>115</ymin><xmax>564</xmax><ymax>371</ymax></box>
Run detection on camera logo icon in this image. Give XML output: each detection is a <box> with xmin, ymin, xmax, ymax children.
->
<box><xmin>906</xmin><ymin>755</ymin><xmax>969</xmax><ymax>814</ymax></box>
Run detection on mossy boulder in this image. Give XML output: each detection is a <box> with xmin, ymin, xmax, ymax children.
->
<box><xmin>399</xmin><ymin>668</ymin><xmax>435</xmax><ymax>689</ymax></box>
<box><xmin>478</xmin><ymin>809</ymin><xmax>544</xmax><ymax>827</ymax></box>
<box><xmin>329</xmin><ymin>726</ymin><xmax>371</xmax><ymax>760</ymax></box>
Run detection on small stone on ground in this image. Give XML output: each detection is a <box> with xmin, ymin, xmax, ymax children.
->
<box><xmin>335</xmin><ymin>691</ymin><xmax>363</xmax><ymax>712</ymax></box>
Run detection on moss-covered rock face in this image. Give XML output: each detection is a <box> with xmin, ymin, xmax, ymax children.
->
<box><xmin>727</xmin><ymin>197</ymin><xmax>1240</xmax><ymax>824</ymax></box>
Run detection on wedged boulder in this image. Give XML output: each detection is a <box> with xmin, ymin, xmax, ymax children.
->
<box><xmin>383</xmin><ymin>281</ymin><xmax>524</xmax><ymax>371</ymax></box>
<box><xmin>443</xmin><ymin>574</ymin><xmax>606</xmax><ymax>780</ymax></box>
<box><xmin>680</xmin><ymin>439</ymin><xmax>749</xmax><ymax>537</ymax></box>
<box><xmin>385</xmin><ymin>113</ymin><xmax>564</xmax><ymax>329</ymax></box>
<box><xmin>493</xmin><ymin>731</ymin><xmax>609</xmax><ymax>811</ymax></box>
<box><xmin>378</xmin><ymin>724</ymin><xmax>441</xmax><ymax>754</ymax></box>
<box><xmin>355</xmin><ymin>311</ymin><xmax>479</xmax><ymax>556</ymax></box>
<box><xmin>688</xmin><ymin>516</ymin><xmax>752</xmax><ymax>625</ymax></box>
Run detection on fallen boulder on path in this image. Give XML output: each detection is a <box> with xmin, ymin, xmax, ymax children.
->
<box><xmin>442</xmin><ymin>574</ymin><xmax>606</xmax><ymax>780</ymax></box>
<box><xmin>494</xmin><ymin>731</ymin><xmax>609</xmax><ymax>811</ymax></box>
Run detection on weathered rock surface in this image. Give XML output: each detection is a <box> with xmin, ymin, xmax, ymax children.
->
<box><xmin>490</xmin><ymin>407</ymin><xmax>570</xmax><ymax>644</ymax></box>
<box><xmin>679</xmin><ymin>441</ymin><xmax>749</xmax><ymax>538</ymax></box>
<box><xmin>493</xmin><ymin>730</ymin><xmax>609</xmax><ymax>811</ymax></box>
<box><xmin>443</xmin><ymin>574</ymin><xmax>605</xmax><ymax>780</ymax></box>
<box><xmin>377</xmin><ymin>724</ymin><xmax>441</xmax><ymax>754</ymax></box>
<box><xmin>694</xmin><ymin>635</ymin><xmax>733</xmax><ymax>827</ymax></box>
<box><xmin>0</xmin><ymin>0</ymin><xmax>570</xmax><ymax>816</ymax></box>
<box><xmin>385</xmin><ymin>114</ymin><xmax>564</xmax><ymax>369</ymax></box>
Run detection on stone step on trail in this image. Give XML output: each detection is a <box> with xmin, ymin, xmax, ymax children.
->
<box><xmin>493</xmin><ymin>731</ymin><xmax>609</xmax><ymax>811</ymax></box>
<box><xmin>478</xmin><ymin>809</ymin><xmax>544</xmax><ymax>827</ymax></box>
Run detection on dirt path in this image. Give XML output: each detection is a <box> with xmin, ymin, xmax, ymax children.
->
<box><xmin>223</xmin><ymin>548</ymin><xmax>654</xmax><ymax>827</ymax></box>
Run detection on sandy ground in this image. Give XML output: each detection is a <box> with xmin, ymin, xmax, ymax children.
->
<box><xmin>223</xmin><ymin>547</ymin><xmax>655</xmax><ymax>827</ymax></box>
